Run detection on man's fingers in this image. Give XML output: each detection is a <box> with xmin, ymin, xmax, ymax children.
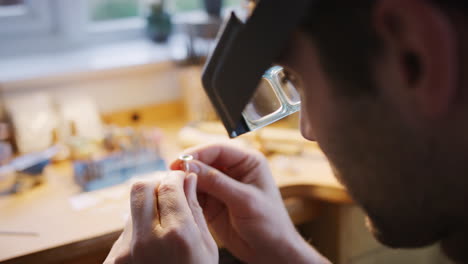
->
<box><xmin>130</xmin><ymin>181</ymin><xmax>159</xmax><ymax>236</ymax></box>
<box><xmin>185</xmin><ymin>160</ymin><xmax>256</xmax><ymax>213</ymax></box>
<box><xmin>170</xmin><ymin>143</ymin><xmax>263</xmax><ymax>175</ymax></box>
<box><xmin>184</xmin><ymin>173</ymin><xmax>211</xmax><ymax>236</ymax></box>
<box><xmin>157</xmin><ymin>171</ymin><xmax>193</xmax><ymax>228</ymax></box>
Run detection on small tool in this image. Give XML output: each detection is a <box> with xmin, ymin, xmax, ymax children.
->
<box><xmin>178</xmin><ymin>154</ymin><xmax>193</xmax><ymax>173</ymax></box>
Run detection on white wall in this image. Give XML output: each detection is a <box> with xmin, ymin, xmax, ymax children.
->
<box><xmin>0</xmin><ymin>62</ymin><xmax>182</xmax><ymax>114</ymax></box>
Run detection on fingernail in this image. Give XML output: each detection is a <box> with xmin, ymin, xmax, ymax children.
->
<box><xmin>185</xmin><ymin>173</ymin><xmax>194</xmax><ymax>181</ymax></box>
<box><xmin>187</xmin><ymin>161</ymin><xmax>200</xmax><ymax>174</ymax></box>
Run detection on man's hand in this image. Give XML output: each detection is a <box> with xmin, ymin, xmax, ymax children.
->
<box><xmin>170</xmin><ymin>144</ymin><xmax>330</xmax><ymax>264</ymax></box>
<box><xmin>104</xmin><ymin>171</ymin><xmax>218</xmax><ymax>264</ymax></box>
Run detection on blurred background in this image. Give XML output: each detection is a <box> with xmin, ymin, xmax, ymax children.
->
<box><xmin>0</xmin><ymin>0</ymin><xmax>247</xmax><ymax>192</ymax></box>
<box><xmin>0</xmin><ymin>1</ymin><xmax>454</xmax><ymax>264</ymax></box>
<box><xmin>0</xmin><ymin>0</ymin><xmax>243</xmax><ymax>61</ymax></box>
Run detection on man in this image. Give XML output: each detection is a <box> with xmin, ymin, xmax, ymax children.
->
<box><xmin>105</xmin><ymin>0</ymin><xmax>468</xmax><ymax>263</ymax></box>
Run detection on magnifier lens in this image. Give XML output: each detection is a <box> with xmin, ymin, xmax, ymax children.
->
<box><xmin>278</xmin><ymin>70</ymin><xmax>301</xmax><ymax>105</ymax></box>
<box><xmin>242</xmin><ymin>66</ymin><xmax>301</xmax><ymax>132</ymax></box>
<box><xmin>242</xmin><ymin>78</ymin><xmax>282</xmax><ymax>123</ymax></box>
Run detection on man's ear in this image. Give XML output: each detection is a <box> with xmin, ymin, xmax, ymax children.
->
<box><xmin>373</xmin><ymin>0</ymin><xmax>457</xmax><ymax>120</ymax></box>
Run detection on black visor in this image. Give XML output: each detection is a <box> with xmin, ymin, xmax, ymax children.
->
<box><xmin>202</xmin><ymin>0</ymin><xmax>313</xmax><ymax>138</ymax></box>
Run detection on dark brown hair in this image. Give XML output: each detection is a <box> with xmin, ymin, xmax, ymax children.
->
<box><xmin>299</xmin><ymin>1</ymin><xmax>381</xmax><ymax>97</ymax></box>
<box><xmin>299</xmin><ymin>0</ymin><xmax>462</xmax><ymax>97</ymax></box>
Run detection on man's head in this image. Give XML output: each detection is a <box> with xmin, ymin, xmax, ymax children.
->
<box><xmin>279</xmin><ymin>0</ymin><xmax>468</xmax><ymax>261</ymax></box>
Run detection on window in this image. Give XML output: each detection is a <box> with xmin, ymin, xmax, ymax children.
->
<box><xmin>90</xmin><ymin>0</ymin><xmax>139</xmax><ymax>22</ymax></box>
<box><xmin>173</xmin><ymin>0</ymin><xmax>241</xmax><ymax>13</ymax></box>
<box><xmin>0</xmin><ymin>0</ymin><xmax>243</xmax><ymax>58</ymax></box>
<box><xmin>173</xmin><ymin>0</ymin><xmax>201</xmax><ymax>12</ymax></box>
<box><xmin>88</xmin><ymin>0</ymin><xmax>242</xmax><ymax>22</ymax></box>
<box><xmin>87</xmin><ymin>0</ymin><xmax>244</xmax><ymax>43</ymax></box>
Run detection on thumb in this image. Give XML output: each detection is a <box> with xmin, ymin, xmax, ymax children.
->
<box><xmin>188</xmin><ymin>160</ymin><xmax>255</xmax><ymax>212</ymax></box>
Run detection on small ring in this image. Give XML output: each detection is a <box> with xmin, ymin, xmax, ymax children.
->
<box><xmin>178</xmin><ymin>154</ymin><xmax>193</xmax><ymax>172</ymax></box>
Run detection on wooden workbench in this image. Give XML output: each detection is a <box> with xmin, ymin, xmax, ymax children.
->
<box><xmin>0</xmin><ymin>101</ymin><xmax>350</xmax><ymax>264</ymax></box>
